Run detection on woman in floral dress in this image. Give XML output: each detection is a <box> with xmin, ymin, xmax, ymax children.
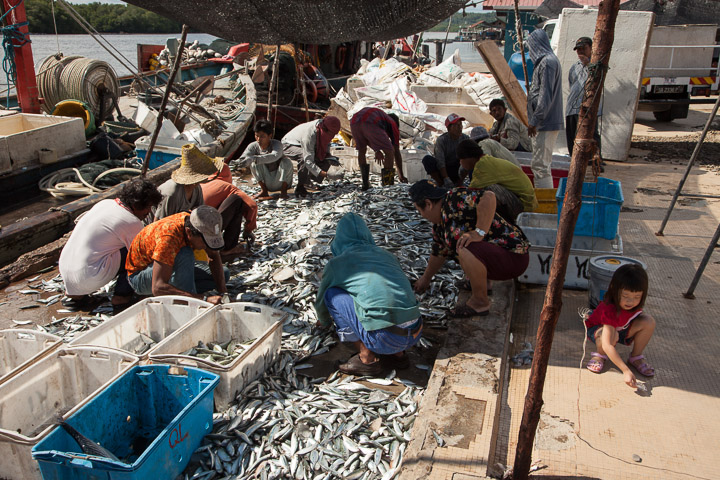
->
<box><xmin>410</xmin><ymin>180</ymin><xmax>530</xmax><ymax>316</ymax></box>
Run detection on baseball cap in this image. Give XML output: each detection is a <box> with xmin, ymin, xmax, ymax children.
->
<box><xmin>573</xmin><ymin>37</ymin><xmax>592</xmax><ymax>50</ymax></box>
<box><xmin>409</xmin><ymin>179</ymin><xmax>448</xmax><ymax>204</ymax></box>
<box><xmin>470</xmin><ymin>126</ymin><xmax>489</xmax><ymax>141</ymax></box>
<box><xmin>445</xmin><ymin>113</ymin><xmax>465</xmax><ymax>128</ymax></box>
<box><xmin>190</xmin><ymin>205</ymin><xmax>224</xmax><ymax>250</ymax></box>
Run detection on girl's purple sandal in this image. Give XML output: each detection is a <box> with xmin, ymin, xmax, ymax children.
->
<box><xmin>587</xmin><ymin>352</ymin><xmax>607</xmax><ymax>373</ymax></box>
<box><xmin>628</xmin><ymin>354</ymin><xmax>655</xmax><ymax>377</ymax></box>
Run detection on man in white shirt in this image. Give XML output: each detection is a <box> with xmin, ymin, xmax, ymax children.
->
<box><xmin>59</xmin><ymin>178</ymin><xmax>162</xmax><ymax>311</ymax></box>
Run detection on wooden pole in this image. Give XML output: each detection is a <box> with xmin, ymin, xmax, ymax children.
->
<box><xmin>141</xmin><ymin>24</ymin><xmax>189</xmax><ymax>176</ymax></box>
<box><xmin>295</xmin><ymin>44</ymin><xmax>310</xmax><ymax>123</ymax></box>
<box><xmin>513</xmin><ymin>0</ymin><xmax>530</xmax><ymax>86</ymax></box>
<box><xmin>512</xmin><ymin>0</ymin><xmax>621</xmax><ymax>478</ymax></box>
<box><xmin>266</xmin><ymin>44</ymin><xmax>281</xmax><ymax>123</ymax></box>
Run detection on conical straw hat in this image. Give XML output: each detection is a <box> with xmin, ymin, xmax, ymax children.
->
<box><xmin>171</xmin><ymin>144</ymin><xmax>225</xmax><ymax>185</ymax></box>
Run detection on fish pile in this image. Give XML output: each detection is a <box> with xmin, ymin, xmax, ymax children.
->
<box><xmin>181</xmin><ymin>351</ymin><xmax>420</xmax><ymax>480</ymax></box>
<box><xmin>228</xmin><ymin>172</ymin><xmax>463</xmax><ymax>330</ymax></box>
<box><xmin>182</xmin><ymin>339</ymin><xmax>256</xmax><ymax>366</ymax></box>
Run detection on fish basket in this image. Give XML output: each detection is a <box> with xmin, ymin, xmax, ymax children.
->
<box><xmin>148</xmin><ymin>303</ymin><xmax>285</xmax><ymax>411</ymax></box>
<box><xmin>32</xmin><ymin>365</ymin><xmax>219</xmax><ymax>480</ymax></box>
<box><xmin>517</xmin><ymin>212</ymin><xmax>623</xmax><ymax>289</ymax></box>
<box><xmin>0</xmin><ymin>329</ymin><xmax>63</xmax><ymax>386</ymax></box>
<box><xmin>0</xmin><ymin>346</ymin><xmax>138</xmax><ymax>480</ymax></box>
<box><xmin>556</xmin><ymin>177</ymin><xmax>623</xmax><ymax>240</ymax></box>
<box><xmin>69</xmin><ymin>296</ymin><xmax>212</xmax><ymax>361</ymax></box>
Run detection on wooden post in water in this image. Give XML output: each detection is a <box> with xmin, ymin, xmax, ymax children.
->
<box><xmin>141</xmin><ymin>24</ymin><xmax>189</xmax><ymax>176</ymax></box>
<box><xmin>512</xmin><ymin>0</ymin><xmax>621</xmax><ymax>478</ymax></box>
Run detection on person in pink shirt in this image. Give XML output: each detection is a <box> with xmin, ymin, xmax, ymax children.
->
<box><xmin>584</xmin><ymin>264</ymin><xmax>656</xmax><ymax>387</ymax></box>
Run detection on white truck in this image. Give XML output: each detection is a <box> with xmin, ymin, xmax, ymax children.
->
<box><xmin>544</xmin><ymin>19</ymin><xmax>719</xmax><ymax>122</ymax></box>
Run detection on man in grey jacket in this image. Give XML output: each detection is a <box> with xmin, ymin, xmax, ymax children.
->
<box><xmin>526</xmin><ymin>29</ymin><xmax>563</xmax><ymax>189</ymax></box>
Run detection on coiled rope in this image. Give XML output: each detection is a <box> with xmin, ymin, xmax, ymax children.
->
<box><xmin>0</xmin><ymin>0</ymin><xmax>30</xmax><ymax>107</ymax></box>
<box><xmin>39</xmin><ymin>167</ymin><xmax>142</xmax><ymax>198</ymax></box>
<box><xmin>36</xmin><ymin>55</ymin><xmax>119</xmax><ymax>120</ymax></box>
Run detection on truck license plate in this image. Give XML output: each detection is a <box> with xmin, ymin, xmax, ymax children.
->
<box><xmin>653</xmin><ymin>85</ymin><xmax>684</xmax><ymax>94</ymax></box>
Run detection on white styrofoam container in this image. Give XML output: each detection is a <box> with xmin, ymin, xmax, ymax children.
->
<box><xmin>0</xmin><ymin>346</ymin><xmax>139</xmax><ymax>480</ymax></box>
<box><xmin>148</xmin><ymin>303</ymin><xmax>285</xmax><ymax>411</ymax></box>
<box><xmin>518</xmin><ymin>212</ymin><xmax>623</xmax><ymax>289</ymax></box>
<box><xmin>333</xmin><ymin>145</ymin><xmax>429</xmax><ymax>182</ymax></box>
<box><xmin>0</xmin><ymin>114</ymin><xmax>86</xmax><ymax>174</ymax></box>
<box><xmin>0</xmin><ymin>329</ymin><xmax>63</xmax><ymax>386</ymax></box>
<box><xmin>69</xmin><ymin>296</ymin><xmax>212</xmax><ymax>361</ymax></box>
<box><xmin>401</xmin><ymin>148</ymin><xmax>429</xmax><ymax>183</ymax></box>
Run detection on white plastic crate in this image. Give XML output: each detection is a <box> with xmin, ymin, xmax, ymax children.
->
<box><xmin>0</xmin><ymin>329</ymin><xmax>62</xmax><ymax>386</ymax></box>
<box><xmin>148</xmin><ymin>303</ymin><xmax>285</xmax><ymax>411</ymax></box>
<box><xmin>0</xmin><ymin>346</ymin><xmax>138</xmax><ymax>480</ymax></box>
<box><xmin>69</xmin><ymin>296</ymin><xmax>212</xmax><ymax>360</ymax></box>
<box><xmin>401</xmin><ymin>148</ymin><xmax>429</xmax><ymax>183</ymax></box>
<box><xmin>518</xmin><ymin>212</ymin><xmax>623</xmax><ymax>289</ymax></box>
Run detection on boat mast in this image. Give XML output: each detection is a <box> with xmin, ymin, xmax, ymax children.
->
<box><xmin>1</xmin><ymin>0</ymin><xmax>40</xmax><ymax>113</ymax></box>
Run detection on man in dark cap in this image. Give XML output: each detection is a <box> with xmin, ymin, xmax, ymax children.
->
<box><xmin>566</xmin><ymin>36</ymin><xmax>602</xmax><ymax>163</ymax></box>
<box><xmin>421</xmin><ymin>113</ymin><xmax>469</xmax><ymax>188</ymax></box>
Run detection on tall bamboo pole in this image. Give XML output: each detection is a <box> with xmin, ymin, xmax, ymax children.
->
<box><xmin>512</xmin><ymin>0</ymin><xmax>621</xmax><ymax>478</ymax></box>
<box><xmin>142</xmin><ymin>24</ymin><xmax>189</xmax><ymax>176</ymax></box>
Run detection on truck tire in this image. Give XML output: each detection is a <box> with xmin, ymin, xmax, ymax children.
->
<box><xmin>653</xmin><ymin>110</ymin><xmax>673</xmax><ymax>122</ymax></box>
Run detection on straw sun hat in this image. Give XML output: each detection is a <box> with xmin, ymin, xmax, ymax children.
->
<box><xmin>171</xmin><ymin>144</ymin><xmax>226</xmax><ymax>185</ymax></box>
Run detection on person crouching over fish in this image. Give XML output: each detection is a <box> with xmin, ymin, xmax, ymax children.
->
<box><xmin>315</xmin><ymin>213</ymin><xmax>422</xmax><ymax>375</ymax></box>
<box><xmin>281</xmin><ymin>115</ymin><xmax>345</xmax><ymax>197</ymax></box>
<box><xmin>59</xmin><ymin>178</ymin><xmax>162</xmax><ymax>312</ymax></box>
<box><xmin>126</xmin><ymin>205</ymin><xmax>229</xmax><ymax>305</ymax></box>
<box><xmin>410</xmin><ymin>180</ymin><xmax>530</xmax><ymax>317</ymax></box>
<box><xmin>350</xmin><ymin>107</ymin><xmax>408</xmax><ymax>190</ymax></box>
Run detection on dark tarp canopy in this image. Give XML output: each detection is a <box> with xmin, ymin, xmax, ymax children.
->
<box><xmin>123</xmin><ymin>0</ymin><xmax>468</xmax><ymax>44</ymax></box>
<box><xmin>534</xmin><ymin>0</ymin><xmax>720</xmax><ymax>25</ymax></box>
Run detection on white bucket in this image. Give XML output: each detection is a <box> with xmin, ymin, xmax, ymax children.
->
<box><xmin>588</xmin><ymin>256</ymin><xmax>647</xmax><ymax>308</ymax></box>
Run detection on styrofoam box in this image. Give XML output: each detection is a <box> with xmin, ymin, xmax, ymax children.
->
<box><xmin>148</xmin><ymin>302</ymin><xmax>285</xmax><ymax>411</ymax></box>
<box><xmin>0</xmin><ymin>329</ymin><xmax>62</xmax><ymax>386</ymax></box>
<box><xmin>70</xmin><ymin>296</ymin><xmax>212</xmax><ymax>361</ymax></box>
<box><xmin>0</xmin><ymin>346</ymin><xmax>139</xmax><ymax>480</ymax></box>
<box><xmin>332</xmin><ymin>145</ymin><xmax>428</xmax><ymax>182</ymax></box>
<box><xmin>518</xmin><ymin>212</ymin><xmax>623</xmax><ymax>289</ymax></box>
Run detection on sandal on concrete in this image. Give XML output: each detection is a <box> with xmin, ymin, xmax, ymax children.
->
<box><xmin>587</xmin><ymin>352</ymin><xmax>607</xmax><ymax>373</ymax></box>
<box><xmin>628</xmin><ymin>354</ymin><xmax>655</xmax><ymax>377</ymax></box>
<box><xmin>338</xmin><ymin>354</ymin><xmax>383</xmax><ymax>376</ymax></box>
<box><xmin>450</xmin><ymin>303</ymin><xmax>489</xmax><ymax>317</ymax></box>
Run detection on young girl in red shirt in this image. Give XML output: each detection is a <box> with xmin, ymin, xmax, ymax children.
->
<box><xmin>585</xmin><ymin>264</ymin><xmax>656</xmax><ymax>388</ymax></box>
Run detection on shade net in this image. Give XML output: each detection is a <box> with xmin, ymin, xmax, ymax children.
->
<box><xmin>124</xmin><ymin>0</ymin><xmax>468</xmax><ymax>44</ymax></box>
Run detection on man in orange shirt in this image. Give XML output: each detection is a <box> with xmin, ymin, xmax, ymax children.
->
<box><xmin>126</xmin><ymin>205</ymin><xmax>229</xmax><ymax>304</ymax></box>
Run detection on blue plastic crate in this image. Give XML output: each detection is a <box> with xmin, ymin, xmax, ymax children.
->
<box><xmin>555</xmin><ymin>177</ymin><xmax>623</xmax><ymax>240</ymax></box>
<box><xmin>32</xmin><ymin>365</ymin><xmax>219</xmax><ymax>480</ymax></box>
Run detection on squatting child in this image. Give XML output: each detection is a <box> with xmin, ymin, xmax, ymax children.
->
<box><xmin>584</xmin><ymin>263</ymin><xmax>656</xmax><ymax>388</ymax></box>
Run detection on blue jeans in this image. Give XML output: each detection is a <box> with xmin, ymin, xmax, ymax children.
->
<box><xmin>324</xmin><ymin>287</ymin><xmax>421</xmax><ymax>355</ymax></box>
<box><xmin>129</xmin><ymin>246</ymin><xmax>230</xmax><ymax>295</ymax></box>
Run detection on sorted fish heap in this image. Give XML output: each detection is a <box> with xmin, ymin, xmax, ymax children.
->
<box><xmin>182</xmin><ymin>351</ymin><xmax>421</xmax><ymax>480</ymax></box>
<box><xmin>228</xmin><ymin>172</ymin><xmax>463</xmax><ymax>333</ymax></box>
<box><xmin>134</xmin><ymin>332</ymin><xmax>157</xmax><ymax>356</ymax></box>
<box><xmin>39</xmin><ymin>314</ymin><xmax>106</xmax><ymax>339</ymax></box>
<box><xmin>182</xmin><ymin>339</ymin><xmax>256</xmax><ymax>366</ymax></box>
<box><xmin>511</xmin><ymin>342</ymin><xmax>534</xmax><ymax>367</ymax></box>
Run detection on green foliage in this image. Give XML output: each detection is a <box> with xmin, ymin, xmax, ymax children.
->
<box><xmin>25</xmin><ymin>0</ymin><xmax>182</xmax><ymax>34</ymax></box>
<box><xmin>428</xmin><ymin>12</ymin><xmax>491</xmax><ymax>32</ymax></box>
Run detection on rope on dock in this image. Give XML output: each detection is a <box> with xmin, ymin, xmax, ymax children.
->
<box><xmin>39</xmin><ymin>167</ymin><xmax>141</xmax><ymax>198</ymax></box>
<box><xmin>36</xmin><ymin>55</ymin><xmax>119</xmax><ymax>121</ymax></box>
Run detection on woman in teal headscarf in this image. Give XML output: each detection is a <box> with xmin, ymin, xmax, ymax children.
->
<box><xmin>315</xmin><ymin>212</ymin><xmax>422</xmax><ymax>376</ymax></box>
